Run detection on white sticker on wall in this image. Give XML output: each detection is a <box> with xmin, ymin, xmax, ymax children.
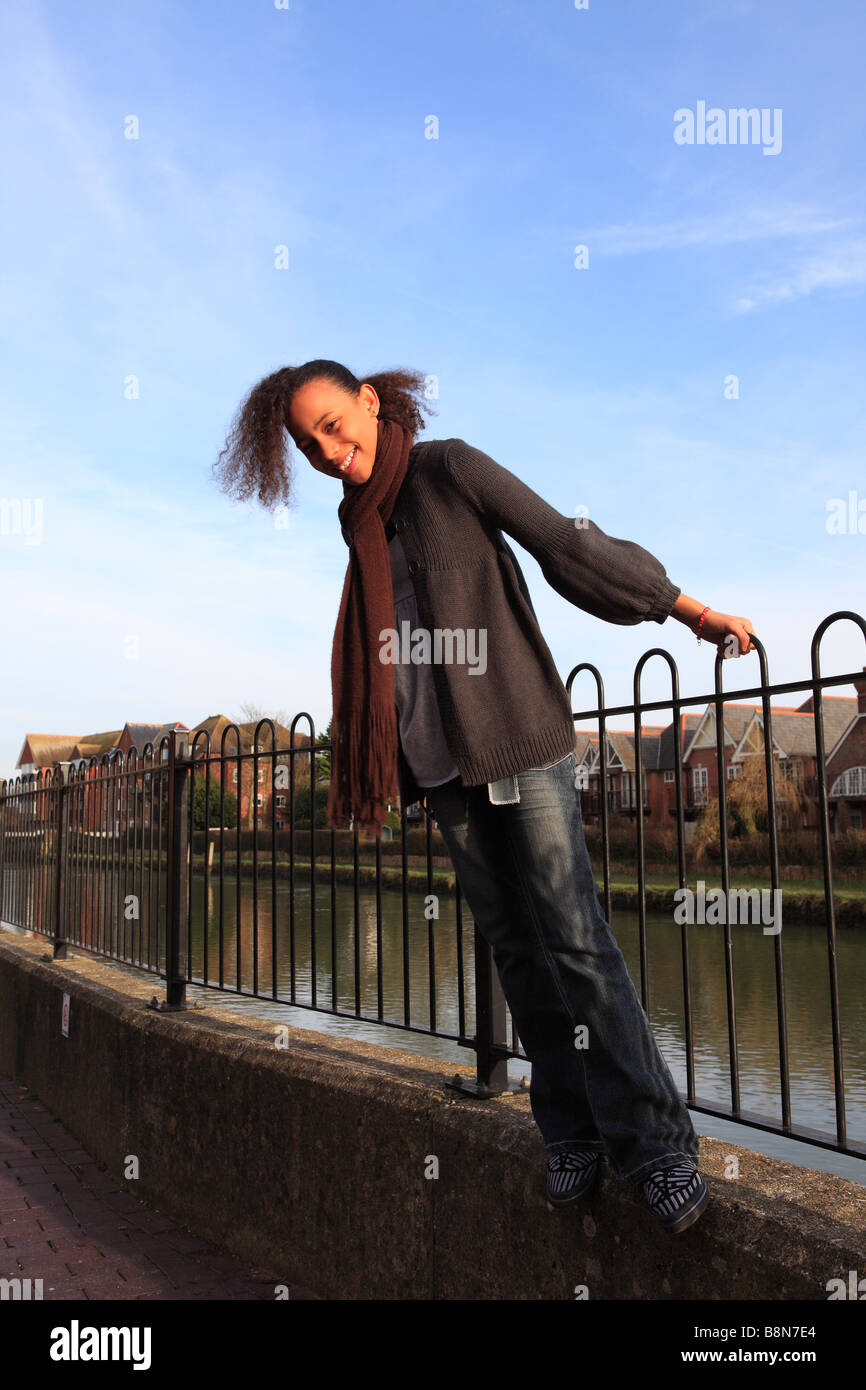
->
<box><xmin>61</xmin><ymin>993</ymin><xmax>70</xmax><ymax>1037</ymax></box>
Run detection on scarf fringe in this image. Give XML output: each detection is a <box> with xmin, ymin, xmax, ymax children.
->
<box><xmin>326</xmin><ymin>700</ymin><xmax>399</xmax><ymax>836</ymax></box>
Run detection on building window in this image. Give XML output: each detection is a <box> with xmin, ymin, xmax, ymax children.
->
<box><xmin>256</xmin><ymin>794</ymin><xmax>263</xmax><ymax>808</ymax></box>
<box><xmin>727</xmin><ymin>764</ymin><xmax>741</xmax><ymax>780</ymax></box>
<box><xmin>276</xmin><ymin>795</ymin><xmax>286</xmax><ymax>807</ymax></box>
<box><xmin>232</xmin><ymin>769</ymin><xmax>238</xmax><ymax>784</ymax></box>
<box><xmin>664</xmin><ymin>770</ymin><xmax>675</xmax><ymax>783</ymax></box>
<box><xmin>851</xmin><ymin>811</ymin><xmax>863</xmax><ymax>831</ymax></box>
<box><xmin>830</xmin><ymin>766</ymin><xmax>866</xmax><ymax>798</ymax></box>
<box><xmin>257</xmin><ymin>767</ymin><xmax>264</xmax><ymax>783</ymax></box>
<box><xmin>693</xmin><ymin>766</ymin><xmax>708</xmax><ymax>805</ymax></box>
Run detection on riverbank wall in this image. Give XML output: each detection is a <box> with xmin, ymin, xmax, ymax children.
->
<box><xmin>1</xmin><ymin>928</ymin><xmax>864</xmax><ymax>1300</ymax></box>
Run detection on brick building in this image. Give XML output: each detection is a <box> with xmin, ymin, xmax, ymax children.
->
<box><xmin>574</xmin><ymin>680</ymin><xmax>864</xmax><ymax>836</ymax></box>
<box><xmin>13</xmin><ymin>717</ymin><xmax>314</xmax><ymax>832</ymax></box>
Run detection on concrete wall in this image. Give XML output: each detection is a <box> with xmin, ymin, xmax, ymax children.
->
<box><xmin>1</xmin><ymin>928</ymin><xmax>864</xmax><ymax>1300</ymax></box>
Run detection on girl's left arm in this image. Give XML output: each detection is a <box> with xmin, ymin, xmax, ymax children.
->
<box><xmin>443</xmin><ymin>438</ymin><xmax>757</xmax><ymax>652</ymax></box>
<box><xmin>443</xmin><ymin>437</ymin><xmax>677</xmax><ymax>625</ymax></box>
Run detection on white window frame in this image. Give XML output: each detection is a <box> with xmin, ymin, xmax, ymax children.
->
<box><xmin>692</xmin><ymin>766</ymin><xmax>708</xmax><ymax>805</ymax></box>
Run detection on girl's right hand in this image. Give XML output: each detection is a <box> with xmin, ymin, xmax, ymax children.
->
<box><xmin>696</xmin><ymin>610</ymin><xmax>756</xmax><ymax>656</ymax></box>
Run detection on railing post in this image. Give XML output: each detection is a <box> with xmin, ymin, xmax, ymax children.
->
<box><xmin>52</xmin><ymin>762</ymin><xmax>72</xmax><ymax>959</ymax></box>
<box><xmin>473</xmin><ymin>929</ymin><xmax>510</xmax><ymax>1093</ymax></box>
<box><xmin>448</xmin><ymin>926</ymin><xmax>511</xmax><ymax>1097</ymax></box>
<box><xmin>0</xmin><ymin>780</ymin><xmax>7</xmax><ymax>927</ymax></box>
<box><xmin>156</xmin><ymin>729</ymin><xmax>190</xmax><ymax>1010</ymax></box>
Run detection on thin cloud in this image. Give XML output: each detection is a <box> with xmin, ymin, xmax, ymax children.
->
<box><xmin>583</xmin><ymin>207</ymin><xmax>851</xmax><ymax>256</ymax></box>
<box><xmin>729</xmin><ymin>239</ymin><xmax>866</xmax><ymax>314</ymax></box>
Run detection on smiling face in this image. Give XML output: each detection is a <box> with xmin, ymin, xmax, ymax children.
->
<box><xmin>285</xmin><ymin>379</ymin><xmax>380</xmax><ymax>485</ymax></box>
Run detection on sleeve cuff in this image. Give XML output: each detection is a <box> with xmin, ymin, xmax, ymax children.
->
<box><xmin>649</xmin><ymin>578</ymin><xmax>681</xmax><ymax>624</ymax></box>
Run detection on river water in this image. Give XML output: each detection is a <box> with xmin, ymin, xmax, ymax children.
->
<box><xmin>178</xmin><ymin>870</ymin><xmax>866</xmax><ymax>1187</ymax></box>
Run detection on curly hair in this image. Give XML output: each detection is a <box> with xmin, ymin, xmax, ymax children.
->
<box><xmin>211</xmin><ymin>359</ymin><xmax>438</xmax><ymax>512</ymax></box>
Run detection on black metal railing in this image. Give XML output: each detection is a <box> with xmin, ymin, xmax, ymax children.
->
<box><xmin>1</xmin><ymin>610</ymin><xmax>865</xmax><ymax>1154</ymax></box>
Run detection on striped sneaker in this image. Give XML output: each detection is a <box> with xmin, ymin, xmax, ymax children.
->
<box><xmin>641</xmin><ymin>1162</ymin><xmax>709</xmax><ymax>1234</ymax></box>
<box><xmin>546</xmin><ymin>1147</ymin><xmax>601</xmax><ymax>1207</ymax></box>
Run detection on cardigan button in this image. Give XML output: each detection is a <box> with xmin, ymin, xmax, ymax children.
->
<box><xmin>407</xmin><ymin>560</ymin><xmax>419</xmax><ymax>575</ymax></box>
<box><xmin>394</xmin><ymin>517</ymin><xmax>406</xmax><ymax>531</ymax></box>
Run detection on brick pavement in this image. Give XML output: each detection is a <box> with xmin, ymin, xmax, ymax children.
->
<box><xmin>0</xmin><ymin>1076</ymin><xmax>319</xmax><ymax>1300</ymax></box>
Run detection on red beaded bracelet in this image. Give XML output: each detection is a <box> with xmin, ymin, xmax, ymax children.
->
<box><xmin>696</xmin><ymin>606</ymin><xmax>711</xmax><ymax>644</ymax></box>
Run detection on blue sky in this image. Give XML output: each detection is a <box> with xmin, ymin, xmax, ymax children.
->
<box><xmin>1</xmin><ymin>0</ymin><xmax>865</xmax><ymax>780</ymax></box>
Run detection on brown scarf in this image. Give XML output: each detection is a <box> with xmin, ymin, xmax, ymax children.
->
<box><xmin>326</xmin><ymin>416</ymin><xmax>414</xmax><ymax>835</ymax></box>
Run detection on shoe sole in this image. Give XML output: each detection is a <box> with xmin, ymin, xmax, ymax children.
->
<box><xmin>546</xmin><ymin>1162</ymin><xmax>600</xmax><ymax>1209</ymax></box>
<box><xmin>656</xmin><ymin>1182</ymin><xmax>710</xmax><ymax>1234</ymax></box>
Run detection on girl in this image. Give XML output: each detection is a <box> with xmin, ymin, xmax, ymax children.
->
<box><xmin>214</xmin><ymin>359</ymin><xmax>755</xmax><ymax>1235</ymax></box>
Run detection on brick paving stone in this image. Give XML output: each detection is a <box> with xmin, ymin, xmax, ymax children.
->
<box><xmin>0</xmin><ymin>1075</ymin><xmax>320</xmax><ymax>1300</ymax></box>
<box><xmin>5</xmin><ymin>1245</ymin><xmax>51</xmax><ymax>1262</ymax></box>
<box><xmin>100</xmin><ymin>1193</ymin><xmax>151</xmax><ymax>1215</ymax></box>
<box><xmin>162</xmin><ymin>1234</ymin><xmax>215</xmax><ymax>1255</ymax></box>
<box><xmin>60</xmin><ymin>1199</ymin><xmax>116</xmax><ymax>1219</ymax></box>
<box><xmin>113</xmin><ymin>1237</ymin><xmax>178</xmax><ymax>1259</ymax></box>
<box><xmin>69</xmin><ymin>1223</ymin><xmax>136</xmax><ymax>1240</ymax></box>
<box><xmin>28</xmin><ymin>1239</ymin><xmax>94</xmax><ymax>1255</ymax></box>
<box><xmin>88</xmin><ymin>1286</ymin><xmax>167</xmax><ymax>1299</ymax></box>
<box><xmin>123</xmin><ymin>1211</ymin><xmax>183</xmax><ymax>1234</ymax></box>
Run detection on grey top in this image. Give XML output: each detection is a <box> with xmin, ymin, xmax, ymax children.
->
<box><xmin>388</xmin><ymin>534</ymin><xmax>560</xmax><ymax>808</ymax></box>
<box><xmin>388</xmin><ymin>533</ymin><xmax>460</xmax><ymax>788</ymax></box>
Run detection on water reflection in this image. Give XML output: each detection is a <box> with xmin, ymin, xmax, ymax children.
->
<box><xmin>185</xmin><ymin>869</ymin><xmax>866</xmax><ymax>1151</ymax></box>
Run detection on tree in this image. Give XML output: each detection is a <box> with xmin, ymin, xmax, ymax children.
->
<box><xmin>315</xmin><ymin>718</ymin><xmax>334</xmax><ymax>783</ymax></box>
<box><xmin>234</xmin><ymin>702</ymin><xmax>294</xmax><ymax>731</ymax></box>
<box><xmin>691</xmin><ymin>753</ymin><xmax>808</xmax><ymax>859</ymax></box>
<box><xmin>288</xmin><ymin>781</ymin><xmax>329</xmax><ymax>828</ymax></box>
<box><xmin>192</xmin><ymin>778</ymin><xmax>238</xmax><ymax>830</ymax></box>
<box><xmin>233</xmin><ymin>703</ymin><xmax>316</xmax><ymax>791</ymax></box>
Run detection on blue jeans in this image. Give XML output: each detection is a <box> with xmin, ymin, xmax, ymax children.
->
<box><xmin>425</xmin><ymin>750</ymin><xmax>700</xmax><ymax>1185</ymax></box>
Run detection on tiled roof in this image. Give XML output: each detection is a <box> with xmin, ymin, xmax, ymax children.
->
<box><xmin>683</xmin><ymin>700</ymin><xmax>855</xmax><ymax>761</ymax></box>
<box><xmin>19</xmin><ymin>731</ymin><xmax>124</xmax><ymax>768</ymax></box>
<box><xmin>18</xmin><ymin>735</ymin><xmax>82</xmax><ymax>767</ymax></box>
<box><xmin>574</xmin><ymin>697</ymin><xmax>857</xmax><ymax>775</ymax></box>
<box><xmin>735</xmin><ymin>705</ymin><xmax>857</xmax><ymax>759</ymax></box>
<box><xmin>183</xmin><ymin>716</ymin><xmax>314</xmax><ymax>759</ymax></box>
<box><xmin>657</xmin><ymin>713</ymin><xmax>703</xmax><ymax>770</ymax></box>
<box><xmin>574</xmin><ymin>726</ymin><xmax>665</xmax><ymax>773</ymax></box>
<box><xmin>122</xmin><ymin>722</ymin><xmax>167</xmax><ymax>754</ymax></box>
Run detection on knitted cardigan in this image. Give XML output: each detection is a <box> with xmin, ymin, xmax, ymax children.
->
<box><xmin>382</xmin><ymin>436</ymin><xmax>681</xmax><ymax>809</ymax></box>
